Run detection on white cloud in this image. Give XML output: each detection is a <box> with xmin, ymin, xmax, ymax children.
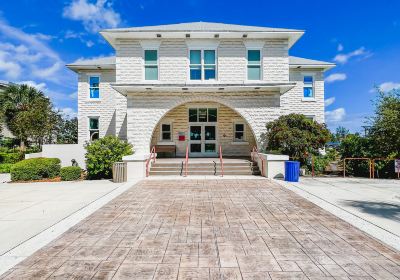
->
<box><xmin>325</xmin><ymin>73</ymin><xmax>347</xmax><ymax>83</ymax></box>
<box><xmin>334</xmin><ymin>47</ymin><xmax>372</xmax><ymax>64</ymax></box>
<box><xmin>63</xmin><ymin>0</ymin><xmax>121</xmax><ymax>33</ymax></box>
<box><xmin>0</xmin><ymin>51</ymin><xmax>21</xmax><ymax>79</ymax></box>
<box><xmin>64</xmin><ymin>29</ymin><xmax>94</xmax><ymax>48</ymax></box>
<box><xmin>69</xmin><ymin>92</ymin><xmax>78</xmax><ymax>99</ymax></box>
<box><xmin>324</xmin><ymin>97</ymin><xmax>335</xmax><ymax>107</ymax></box>
<box><xmin>325</xmin><ymin>108</ymin><xmax>346</xmax><ymax>123</ymax></box>
<box><xmin>18</xmin><ymin>80</ymin><xmax>47</xmax><ymax>91</ymax></box>
<box><xmin>59</xmin><ymin>107</ymin><xmax>77</xmax><ymax>118</ymax></box>
<box><xmin>373</xmin><ymin>82</ymin><xmax>400</xmax><ymax>93</ymax></box>
<box><xmin>337</xmin><ymin>43</ymin><xmax>344</xmax><ymax>52</ymax></box>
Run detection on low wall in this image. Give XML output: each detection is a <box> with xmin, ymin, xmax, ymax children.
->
<box><xmin>25</xmin><ymin>144</ymin><xmax>86</xmax><ymax>168</ymax></box>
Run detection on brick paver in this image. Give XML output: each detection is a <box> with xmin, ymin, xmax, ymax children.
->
<box><xmin>2</xmin><ymin>179</ymin><xmax>400</xmax><ymax>279</ymax></box>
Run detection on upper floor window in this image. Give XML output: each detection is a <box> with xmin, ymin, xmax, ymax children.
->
<box><xmin>89</xmin><ymin>76</ymin><xmax>100</xmax><ymax>99</ymax></box>
<box><xmin>89</xmin><ymin>117</ymin><xmax>99</xmax><ymax>141</ymax></box>
<box><xmin>189</xmin><ymin>50</ymin><xmax>216</xmax><ymax>80</ymax></box>
<box><xmin>144</xmin><ymin>50</ymin><xmax>158</xmax><ymax>80</ymax></box>
<box><xmin>247</xmin><ymin>50</ymin><xmax>261</xmax><ymax>80</ymax></box>
<box><xmin>303</xmin><ymin>76</ymin><xmax>314</xmax><ymax>98</ymax></box>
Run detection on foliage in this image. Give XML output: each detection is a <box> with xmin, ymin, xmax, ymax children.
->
<box><xmin>261</xmin><ymin>114</ymin><xmax>331</xmax><ymax>164</ymax></box>
<box><xmin>10</xmin><ymin>158</ymin><xmax>61</xmax><ymax>181</ymax></box>
<box><xmin>0</xmin><ymin>151</ymin><xmax>24</xmax><ymax>164</ymax></box>
<box><xmin>306</xmin><ymin>149</ymin><xmax>339</xmax><ymax>175</ymax></box>
<box><xmin>60</xmin><ymin>166</ymin><xmax>82</xmax><ymax>181</ymax></box>
<box><xmin>85</xmin><ymin>136</ymin><xmax>133</xmax><ymax>180</ymax></box>
<box><xmin>368</xmin><ymin>89</ymin><xmax>400</xmax><ymax>158</ymax></box>
<box><xmin>331</xmin><ymin>126</ymin><xmax>350</xmax><ymax>142</ymax></box>
<box><xmin>0</xmin><ymin>163</ymin><xmax>13</xmax><ymax>173</ymax></box>
<box><xmin>0</xmin><ymin>137</ymin><xmax>19</xmax><ymax>149</ymax></box>
<box><xmin>56</xmin><ymin>117</ymin><xmax>78</xmax><ymax>144</ymax></box>
<box><xmin>0</xmin><ymin>84</ymin><xmax>57</xmax><ymax>149</ymax></box>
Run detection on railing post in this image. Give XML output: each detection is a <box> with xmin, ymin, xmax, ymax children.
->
<box><xmin>343</xmin><ymin>159</ymin><xmax>346</xmax><ymax>178</ymax></box>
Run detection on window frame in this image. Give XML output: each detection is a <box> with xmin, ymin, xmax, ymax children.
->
<box><xmin>188</xmin><ymin>48</ymin><xmax>218</xmax><ymax>82</ymax></box>
<box><xmin>88</xmin><ymin>116</ymin><xmax>100</xmax><ymax>142</ymax></box>
<box><xmin>160</xmin><ymin>122</ymin><xmax>172</xmax><ymax>142</ymax></box>
<box><xmin>143</xmin><ymin>49</ymin><xmax>159</xmax><ymax>81</ymax></box>
<box><xmin>88</xmin><ymin>74</ymin><xmax>101</xmax><ymax>100</ymax></box>
<box><xmin>246</xmin><ymin>48</ymin><xmax>262</xmax><ymax>81</ymax></box>
<box><xmin>233</xmin><ymin>121</ymin><xmax>246</xmax><ymax>142</ymax></box>
<box><xmin>302</xmin><ymin>73</ymin><xmax>315</xmax><ymax>100</ymax></box>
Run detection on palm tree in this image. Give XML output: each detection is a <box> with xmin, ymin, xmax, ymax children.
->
<box><xmin>0</xmin><ymin>84</ymin><xmax>48</xmax><ymax>150</ymax></box>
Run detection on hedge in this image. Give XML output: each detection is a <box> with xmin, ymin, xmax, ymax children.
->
<box><xmin>0</xmin><ymin>163</ymin><xmax>12</xmax><ymax>173</ymax></box>
<box><xmin>0</xmin><ymin>152</ymin><xmax>24</xmax><ymax>164</ymax></box>
<box><xmin>11</xmin><ymin>158</ymin><xmax>61</xmax><ymax>181</ymax></box>
<box><xmin>60</xmin><ymin>166</ymin><xmax>82</xmax><ymax>181</ymax></box>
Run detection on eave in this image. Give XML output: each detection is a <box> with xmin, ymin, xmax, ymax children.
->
<box><xmin>111</xmin><ymin>82</ymin><xmax>296</xmax><ymax>95</ymax></box>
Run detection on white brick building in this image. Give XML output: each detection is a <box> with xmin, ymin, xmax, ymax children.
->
<box><xmin>67</xmin><ymin>22</ymin><xmax>334</xmax><ymax>158</ymax></box>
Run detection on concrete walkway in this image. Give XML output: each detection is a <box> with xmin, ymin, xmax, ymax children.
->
<box><xmin>2</xmin><ymin>179</ymin><xmax>399</xmax><ymax>279</ymax></box>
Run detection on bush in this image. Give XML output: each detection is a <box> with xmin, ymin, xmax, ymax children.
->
<box><xmin>0</xmin><ymin>151</ymin><xmax>24</xmax><ymax>164</ymax></box>
<box><xmin>60</xmin><ymin>166</ymin><xmax>82</xmax><ymax>181</ymax></box>
<box><xmin>0</xmin><ymin>163</ymin><xmax>12</xmax><ymax>173</ymax></box>
<box><xmin>11</xmin><ymin>158</ymin><xmax>61</xmax><ymax>181</ymax></box>
<box><xmin>85</xmin><ymin>136</ymin><xmax>133</xmax><ymax>179</ymax></box>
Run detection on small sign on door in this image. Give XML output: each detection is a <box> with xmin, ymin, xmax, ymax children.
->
<box><xmin>178</xmin><ymin>132</ymin><xmax>185</xmax><ymax>141</ymax></box>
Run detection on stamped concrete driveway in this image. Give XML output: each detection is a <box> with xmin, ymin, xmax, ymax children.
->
<box><xmin>1</xmin><ymin>179</ymin><xmax>400</xmax><ymax>279</ymax></box>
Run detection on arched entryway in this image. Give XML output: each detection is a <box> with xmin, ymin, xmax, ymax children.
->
<box><xmin>150</xmin><ymin>101</ymin><xmax>257</xmax><ymax>157</ymax></box>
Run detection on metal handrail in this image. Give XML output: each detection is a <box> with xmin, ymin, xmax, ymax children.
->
<box><xmin>145</xmin><ymin>146</ymin><xmax>157</xmax><ymax>177</ymax></box>
<box><xmin>251</xmin><ymin>146</ymin><xmax>265</xmax><ymax>177</ymax></box>
<box><xmin>184</xmin><ymin>145</ymin><xmax>189</xmax><ymax>177</ymax></box>
<box><xmin>219</xmin><ymin>145</ymin><xmax>224</xmax><ymax>177</ymax></box>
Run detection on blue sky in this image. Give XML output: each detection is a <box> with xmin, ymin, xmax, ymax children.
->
<box><xmin>0</xmin><ymin>0</ymin><xmax>399</xmax><ymax>132</ymax></box>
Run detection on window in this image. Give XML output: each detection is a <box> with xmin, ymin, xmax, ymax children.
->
<box><xmin>89</xmin><ymin>76</ymin><xmax>100</xmax><ymax>99</ymax></box>
<box><xmin>234</xmin><ymin>123</ymin><xmax>245</xmax><ymax>141</ymax></box>
<box><xmin>189</xmin><ymin>50</ymin><xmax>216</xmax><ymax>80</ymax></box>
<box><xmin>89</xmin><ymin>117</ymin><xmax>99</xmax><ymax>141</ymax></box>
<box><xmin>247</xmin><ymin>50</ymin><xmax>261</xmax><ymax>80</ymax></box>
<box><xmin>303</xmin><ymin>76</ymin><xmax>314</xmax><ymax>98</ymax></box>
<box><xmin>144</xmin><ymin>50</ymin><xmax>158</xmax><ymax>80</ymax></box>
<box><xmin>305</xmin><ymin>115</ymin><xmax>315</xmax><ymax>121</ymax></box>
<box><xmin>161</xmin><ymin>123</ymin><xmax>172</xmax><ymax>141</ymax></box>
<box><xmin>188</xmin><ymin>108</ymin><xmax>218</xmax><ymax>122</ymax></box>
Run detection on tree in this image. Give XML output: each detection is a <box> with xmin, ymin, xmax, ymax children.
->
<box><xmin>0</xmin><ymin>84</ymin><xmax>56</xmax><ymax>150</ymax></box>
<box><xmin>261</xmin><ymin>114</ymin><xmax>331</xmax><ymax>164</ymax></box>
<box><xmin>56</xmin><ymin>117</ymin><xmax>78</xmax><ymax>144</ymax></box>
<box><xmin>332</xmin><ymin>126</ymin><xmax>350</xmax><ymax>142</ymax></box>
<box><xmin>368</xmin><ymin>89</ymin><xmax>400</xmax><ymax>158</ymax></box>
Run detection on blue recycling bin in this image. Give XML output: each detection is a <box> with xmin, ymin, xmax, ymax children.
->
<box><xmin>285</xmin><ymin>161</ymin><xmax>300</xmax><ymax>182</ymax></box>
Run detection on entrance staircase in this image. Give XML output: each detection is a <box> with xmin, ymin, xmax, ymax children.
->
<box><xmin>149</xmin><ymin>159</ymin><xmax>261</xmax><ymax>176</ymax></box>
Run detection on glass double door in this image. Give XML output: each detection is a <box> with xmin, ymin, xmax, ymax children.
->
<box><xmin>189</xmin><ymin>124</ymin><xmax>217</xmax><ymax>156</ymax></box>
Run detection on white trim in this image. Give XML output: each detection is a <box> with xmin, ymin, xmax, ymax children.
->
<box><xmin>187</xmin><ymin>48</ymin><xmax>218</xmax><ymax>82</ymax></box>
<box><xmin>143</xmin><ymin>49</ymin><xmax>159</xmax><ymax>81</ymax></box>
<box><xmin>185</xmin><ymin>39</ymin><xmax>220</xmax><ymax>49</ymax></box>
<box><xmin>302</xmin><ymin>97</ymin><xmax>316</xmax><ymax>102</ymax></box>
<box><xmin>233</xmin><ymin>121</ymin><xmax>246</xmax><ymax>142</ymax></box>
<box><xmin>231</xmin><ymin>141</ymin><xmax>249</xmax><ymax>145</ymax></box>
<box><xmin>139</xmin><ymin>40</ymin><xmax>161</xmax><ymax>49</ymax></box>
<box><xmin>160</xmin><ymin>121</ymin><xmax>172</xmax><ymax>141</ymax></box>
<box><xmin>87</xmin><ymin>74</ymin><xmax>101</xmax><ymax>100</ymax></box>
<box><xmin>244</xmin><ymin>40</ymin><xmax>265</xmax><ymax>49</ymax></box>
<box><xmin>246</xmin><ymin>48</ymin><xmax>263</xmax><ymax>81</ymax></box>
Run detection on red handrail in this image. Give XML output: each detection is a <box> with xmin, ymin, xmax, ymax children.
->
<box><xmin>251</xmin><ymin>146</ymin><xmax>265</xmax><ymax>177</ymax></box>
<box><xmin>219</xmin><ymin>145</ymin><xmax>224</xmax><ymax>177</ymax></box>
<box><xmin>184</xmin><ymin>145</ymin><xmax>189</xmax><ymax>177</ymax></box>
<box><xmin>145</xmin><ymin>146</ymin><xmax>157</xmax><ymax>177</ymax></box>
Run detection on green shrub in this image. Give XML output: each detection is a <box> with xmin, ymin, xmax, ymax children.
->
<box><xmin>60</xmin><ymin>166</ymin><xmax>82</xmax><ymax>181</ymax></box>
<box><xmin>0</xmin><ymin>152</ymin><xmax>24</xmax><ymax>164</ymax></box>
<box><xmin>85</xmin><ymin>136</ymin><xmax>133</xmax><ymax>179</ymax></box>
<box><xmin>11</xmin><ymin>158</ymin><xmax>61</xmax><ymax>181</ymax></box>
<box><xmin>0</xmin><ymin>163</ymin><xmax>12</xmax><ymax>173</ymax></box>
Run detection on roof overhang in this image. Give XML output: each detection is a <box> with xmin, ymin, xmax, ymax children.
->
<box><xmin>290</xmin><ymin>64</ymin><xmax>335</xmax><ymax>71</ymax></box>
<box><xmin>100</xmin><ymin>31</ymin><xmax>304</xmax><ymax>49</ymax></box>
<box><xmin>111</xmin><ymin>82</ymin><xmax>296</xmax><ymax>95</ymax></box>
<box><xmin>66</xmin><ymin>64</ymin><xmax>115</xmax><ymax>73</ymax></box>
